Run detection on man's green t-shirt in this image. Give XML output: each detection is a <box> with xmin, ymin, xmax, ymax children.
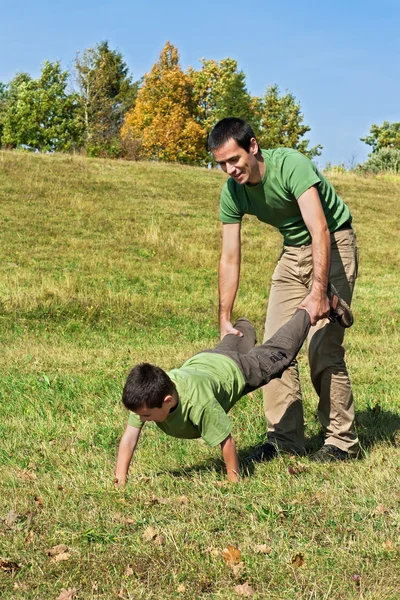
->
<box><xmin>219</xmin><ymin>148</ymin><xmax>352</xmax><ymax>246</ymax></box>
<box><xmin>127</xmin><ymin>352</ymin><xmax>246</xmax><ymax>448</ymax></box>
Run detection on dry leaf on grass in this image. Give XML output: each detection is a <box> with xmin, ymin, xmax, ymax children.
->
<box><xmin>235</xmin><ymin>582</ymin><xmax>255</xmax><ymax>596</ymax></box>
<box><xmin>142</xmin><ymin>526</ymin><xmax>164</xmax><ymax>545</ymax></box>
<box><xmin>222</xmin><ymin>545</ymin><xmax>242</xmax><ymax>565</ymax></box>
<box><xmin>291</xmin><ymin>553</ymin><xmax>304</xmax><ymax>567</ymax></box>
<box><xmin>142</xmin><ymin>526</ymin><xmax>158</xmax><ymax>541</ymax></box>
<box><xmin>15</xmin><ymin>468</ymin><xmax>37</xmax><ymax>481</ymax></box>
<box><xmin>232</xmin><ymin>562</ymin><xmax>245</xmax><ymax>579</ymax></box>
<box><xmin>0</xmin><ymin>559</ymin><xmax>21</xmax><ymax>572</ymax></box>
<box><xmin>124</xmin><ymin>565</ymin><xmax>134</xmax><ymax>577</ymax></box>
<box><xmin>254</xmin><ymin>544</ymin><xmax>272</xmax><ymax>554</ymax></box>
<box><xmin>57</xmin><ymin>588</ymin><xmax>77</xmax><ymax>600</ymax></box>
<box><xmin>375</xmin><ymin>504</ymin><xmax>390</xmax><ymax>516</ymax></box>
<box><xmin>383</xmin><ymin>539</ymin><xmax>395</xmax><ymax>551</ymax></box>
<box><xmin>5</xmin><ymin>509</ymin><xmax>20</xmax><ymax>527</ymax></box>
<box><xmin>48</xmin><ymin>544</ymin><xmax>71</xmax><ymax>562</ymax></box>
<box><xmin>34</xmin><ymin>496</ymin><xmax>44</xmax><ymax>507</ymax></box>
<box><xmin>177</xmin><ymin>584</ymin><xmax>186</xmax><ymax>593</ymax></box>
<box><xmin>48</xmin><ymin>544</ymin><xmax>69</xmax><ymax>557</ymax></box>
<box><xmin>25</xmin><ymin>530</ymin><xmax>35</xmax><ymax>545</ymax></box>
<box><xmin>288</xmin><ymin>463</ymin><xmax>308</xmax><ymax>476</ymax></box>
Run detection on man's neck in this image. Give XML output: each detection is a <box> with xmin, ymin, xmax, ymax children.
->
<box><xmin>247</xmin><ymin>152</ymin><xmax>265</xmax><ymax>186</ymax></box>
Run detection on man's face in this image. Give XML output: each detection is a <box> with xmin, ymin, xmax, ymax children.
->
<box><xmin>212</xmin><ymin>137</ymin><xmax>261</xmax><ymax>185</ymax></box>
<box><xmin>134</xmin><ymin>401</ymin><xmax>172</xmax><ymax>423</ymax></box>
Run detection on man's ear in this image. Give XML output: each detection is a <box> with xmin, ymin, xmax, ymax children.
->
<box><xmin>249</xmin><ymin>137</ymin><xmax>259</xmax><ymax>155</ymax></box>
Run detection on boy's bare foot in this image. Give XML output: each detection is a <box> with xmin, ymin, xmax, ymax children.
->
<box><xmin>327</xmin><ymin>283</ymin><xmax>354</xmax><ymax>328</ymax></box>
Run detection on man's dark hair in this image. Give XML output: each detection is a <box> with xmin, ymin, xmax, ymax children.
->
<box><xmin>208</xmin><ymin>117</ymin><xmax>259</xmax><ymax>153</ymax></box>
<box><xmin>122</xmin><ymin>363</ymin><xmax>175</xmax><ymax>411</ymax></box>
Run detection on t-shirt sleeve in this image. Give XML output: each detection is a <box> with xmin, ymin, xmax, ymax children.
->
<box><xmin>281</xmin><ymin>152</ymin><xmax>321</xmax><ymax>200</ymax></box>
<box><xmin>219</xmin><ymin>182</ymin><xmax>243</xmax><ymax>223</ymax></box>
<box><xmin>127</xmin><ymin>412</ymin><xmax>144</xmax><ymax>429</ymax></box>
<box><xmin>193</xmin><ymin>401</ymin><xmax>232</xmax><ymax>448</ymax></box>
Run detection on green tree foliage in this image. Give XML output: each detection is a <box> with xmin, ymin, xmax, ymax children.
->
<box><xmin>257</xmin><ymin>85</ymin><xmax>322</xmax><ymax>158</ymax></box>
<box><xmin>75</xmin><ymin>41</ymin><xmax>139</xmax><ymax>157</ymax></box>
<box><xmin>121</xmin><ymin>42</ymin><xmax>206</xmax><ymax>163</ymax></box>
<box><xmin>1</xmin><ymin>63</ymin><xmax>82</xmax><ymax>152</ymax></box>
<box><xmin>360</xmin><ymin>121</ymin><xmax>400</xmax><ymax>153</ymax></box>
<box><xmin>0</xmin><ymin>82</ymin><xmax>7</xmax><ymax>144</ymax></box>
<box><xmin>188</xmin><ymin>58</ymin><xmax>259</xmax><ymax>134</ymax></box>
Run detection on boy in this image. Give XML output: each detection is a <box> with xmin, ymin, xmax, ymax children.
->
<box><xmin>115</xmin><ymin>286</ymin><xmax>353</xmax><ymax>484</ymax></box>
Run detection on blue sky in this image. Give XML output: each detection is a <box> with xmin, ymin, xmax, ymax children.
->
<box><xmin>1</xmin><ymin>0</ymin><xmax>399</xmax><ymax>166</ymax></box>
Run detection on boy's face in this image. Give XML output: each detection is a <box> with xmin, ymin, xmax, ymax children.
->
<box><xmin>134</xmin><ymin>396</ymin><xmax>174</xmax><ymax>423</ymax></box>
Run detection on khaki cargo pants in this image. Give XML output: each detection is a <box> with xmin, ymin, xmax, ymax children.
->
<box><xmin>263</xmin><ymin>228</ymin><xmax>359</xmax><ymax>455</ymax></box>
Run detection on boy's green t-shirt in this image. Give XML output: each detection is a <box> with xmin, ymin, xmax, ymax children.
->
<box><xmin>127</xmin><ymin>352</ymin><xmax>246</xmax><ymax>448</ymax></box>
<box><xmin>219</xmin><ymin>148</ymin><xmax>352</xmax><ymax>246</ymax></box>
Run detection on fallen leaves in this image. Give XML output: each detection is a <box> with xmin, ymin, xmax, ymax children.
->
<box><xmin>0</xmin><ymin>559</ymin><xmax>21</xmax><ymax>572</ymax></box>
<box><xmin>222</xmin><ymin>546</ymin><xmax>245</xmax><ymax>579</ymax></box>
<box><xmin>291</xmin><ymin>553</ymin><xmax>305</xmax><ymax>567</ymax></box>
<box><xmin>57</xmin><ymin>588</ymin><xmax>77</xmax><ymax>600</ymax></box>
<box><xmin>15</xmin><ymin>468</ymin><xmax>37</xmax><ymax>481</ymax></box>
<box><xmin>235</xmin><ymin>582</ymin><xmax>255</xmax><ymax>596</ymax></box>
<box><xmin>254</xmin><ymin>544</ymin><xmax>272</xmax><ymax>555</ymax></box>
<box><xmin>288</xmin><ymin>462</ymin><xmax>308</xmax><ymax>476</ymax></box>
<box><xmin>142</xmin><ymin>526</ymin><xmax>164</xmax><ymax>545</ymax></box>
<box><xmin>222</xmin><ymin>545</ymin><xmax>242</xmax><ymax>566</ymax></box>
<box><xmin>47</xmin><ymin>544</ymin><xmax>71</xmax><ymax>563</ymax></box>
<box><xmin>5</xmin><ymin>509</ymin><xmax>20</xmax><ymax>527</ymax></box>
<box><xmin>375</xmin><ymin>504</ymin><xmax>390</xmax><ymax>516</ymax></box>
<box><xmin>124</xmin><ymin>565</ymin><xmax>134</xmax><ymax>577</ymax></box>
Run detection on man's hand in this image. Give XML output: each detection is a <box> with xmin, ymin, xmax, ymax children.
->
<box><xmin>220</xmin><ymin>319</ymin><xmax>243</xmax><ymax>340</ymax></box>
<box><xmin>299</xmin><ymin>291</ymin><xmax>330</xmax><ymax>326</ymax></box>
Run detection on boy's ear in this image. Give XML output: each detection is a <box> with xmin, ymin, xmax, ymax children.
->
<box><xmin>163</xmin><ymin>394</ymin><xmax>174</xmax><ymax>405</ymax></box>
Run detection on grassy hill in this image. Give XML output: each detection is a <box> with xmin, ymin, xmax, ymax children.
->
<box><xmin>0</xmin><ymin>151</ymin><xmax>399</xmax><ymax>599</ymax></box>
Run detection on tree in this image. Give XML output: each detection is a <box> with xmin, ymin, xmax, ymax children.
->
<box><xmin>0</xmin><ymin>82</ymin><xmax>8</xmax><ymax>145</ymax></box>
<box><xmin>360</xmin><ymin>121</ymin><xmax>400</xmax><ymax>153</ymax></box>
<box><xmin>121</xmin><ymin>42</ymin><xmax>206</xmax><ymax>163</ymax></box>
<box><xmin>1</xmin><ymin>62</ymin><xmax>82</xmax><ymax>152</ymax></box>
<box><xmin>75</xmin><ymin>41</ymin><xmax>139</xmax><ymax>156</ymax></box>
<box><xmin>188</xmin><ymin>58</ymin><xmax>259</xmax><ymax>134</ymax></box>
<box><xmin>257</xmin><ymin>85</ymin><xmax>322</xmax><ymax>158</ymax></box>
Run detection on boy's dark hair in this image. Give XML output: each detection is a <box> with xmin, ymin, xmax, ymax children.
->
<box><xmin>122</xmin><ymin>363</ymin><xmax>175</xmax><ymax>411</ymax></box>
<box><xmin>208</xmin><ymin>117</ymin><xmax>260</xmax><ymax>153</ymax></box>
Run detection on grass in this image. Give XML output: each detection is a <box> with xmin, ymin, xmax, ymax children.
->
<box><xmin>0</xmin><ymin>151</ymin><xmax>399</xmax><ymax>599</ymax></box>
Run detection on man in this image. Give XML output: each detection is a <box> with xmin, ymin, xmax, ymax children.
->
<box><xmin>208</xmin><ymin>117</ymin><xmax>359</xmax><ymax>462</ymax></box>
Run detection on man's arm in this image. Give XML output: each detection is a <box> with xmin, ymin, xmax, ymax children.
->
<box><xmin>219</xmin><ymin>222</ymin><xmax>243</xmax><ymax>339</ymax></box>
<box><xmin>220</xmin><ymin>434</ymin><xmax>240</xmax><ymax>482</ymax></box>
<box><xmin>115</xmin><ymin>424</ymin><xmax>142</xmax><ymax>487</ymax></box>
<box><xmin>297</xmin><ymin>186</ymin><xmax>331</xmax><ymax>325</ymax></box>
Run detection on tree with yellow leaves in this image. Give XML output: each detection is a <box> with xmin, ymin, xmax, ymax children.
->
<box><xmin>121</xmin><ymin>42</ymin><xmax>206</xmax><ymax>163</ymax></box>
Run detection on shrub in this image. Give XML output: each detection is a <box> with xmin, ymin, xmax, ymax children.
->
<box><xmin>358</xmin><ymin>147</ymin><xmax>400</xmax><ymax>174</ymax></box>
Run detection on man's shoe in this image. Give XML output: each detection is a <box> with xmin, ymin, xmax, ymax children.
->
<box><xmin>246</xmin><ymin>442</ymin><xmax>278</xmax><ymax>463</ymax></box>
<box><xmin>327</xmin><ymin>283</ymin><xmax>354</xmax><ymax>328</ymax></box>
<box><xmin>309</xmin><ymin>444</ymin><xmax>350</xmax><ymax>462</ymax></box>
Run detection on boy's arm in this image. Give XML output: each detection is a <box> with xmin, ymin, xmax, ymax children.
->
<box><xmin>220</xmin><ymin>434</ymin><xmax>240</xmax><ymax>483</ymax></box>
<box><xmin>115</xmin><ymin>424</ymin><xmax>142</xmax><ymax>487</ymax></box>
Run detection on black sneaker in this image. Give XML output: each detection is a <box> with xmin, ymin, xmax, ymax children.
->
<box><xmin>309</xmin><ymin>444</ymin><xmax>350</xmax><ymax>462</ymax></box>
<box><xmin>246</xmin><ymin>442</ymin><xmax>278</xmax><ymax>463</ymax></box>
<box><xmin>327</xmin><ymin>283</ymin><xmax>354</xmax><ymax>328</ymax></box>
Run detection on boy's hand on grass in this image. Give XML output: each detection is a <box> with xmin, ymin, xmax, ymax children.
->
<box><xmin>114</xmin><ymin>475</ymin><xmax>127</xmax><ymax>488</ymax></box>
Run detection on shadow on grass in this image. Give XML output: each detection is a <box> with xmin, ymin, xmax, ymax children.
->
<box><xmin>157</xmin><ymin>445</ymin><xmax>279</xmax><ymax>479</ymax></box>
<box><xmin>306</xmin><ymin>407</ymin><xmax>400</xmax><ymax>453</ymax></box>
